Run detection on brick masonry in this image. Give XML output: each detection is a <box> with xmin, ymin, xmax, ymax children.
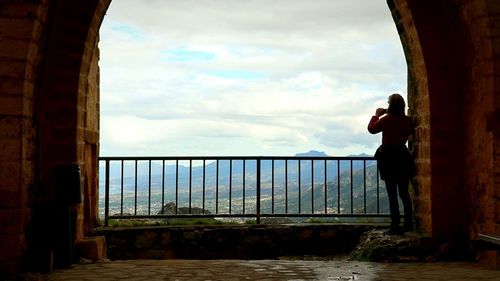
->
<box><xmin>0</xmin><ymin>0</ymin><xmax>110</xmax><ymax>278</ymax></box>
<box><xmin>1</xmin><ymin>0</ymin><xmax>500</xmax><ymax>277</ymax></box>
<box><xmin>0</xmin><ymin>0</ymin><xmax>49</xmax><ymax>278</ymax></box>
<box><xmin>389</xmin><ymin>0</ymin><xmax>500</xmax><ymax>267</ymax></box>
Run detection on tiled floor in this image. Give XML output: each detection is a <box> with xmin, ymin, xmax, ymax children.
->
<box><xmin>40</xmin><ymin>259</ymin><xmax>500</xmax><ymax>281</ymax></box>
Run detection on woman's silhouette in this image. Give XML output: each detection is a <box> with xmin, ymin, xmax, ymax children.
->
<box><xmin>368</xmin><ymin>93</ymin><xmax>414</xmax><ymax>235</ymax></box>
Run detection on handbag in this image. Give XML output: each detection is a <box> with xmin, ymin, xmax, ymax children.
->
<box><xmin>374</xmin><ymin>145</ymin><xmax>383</xmax><ymax>161</ymax></box>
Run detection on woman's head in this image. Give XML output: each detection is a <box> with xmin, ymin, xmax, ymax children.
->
<box><xmin>387</xmin><ymin>93</ymin><xmax>406</xmax><ymax>116</ymax></box>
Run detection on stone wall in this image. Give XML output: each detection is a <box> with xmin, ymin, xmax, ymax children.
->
<box><xmin>0</xmin><ymin>1</ymin><xmax>49</xmax><ymax>276</ymax></box>
<box><xmin>465</xmin><ymin>0</ymin><xmax>500</xmax><ymax>267</ymax></box>
<box><xmin>36</xmin><ymin>0</ymin><xmax>107</xmax><ymax>238</ymax></box>
<box><xmin>81</xmin><ymin>41</ymin><xmax>101</xmax><ymax>238</ymax></box>
<box><xmin>390</xmin><ymin>0</ymin><xmax>500</xmax><ymax>267</ymax></box>
<box><xmin>32</xmin><ymin>0</ymin><xmax>108</xmax><ymax>271</ymax></box>
<box><xmin>0</xmin><ymin>0</ymin><xmax>109</xmax><ymax>278</ymax></box>
<box><xmin>98</xmin><ymin>225</ymin><xmax>380</xmax><ymax>260</ymax></box>
<box><xmin>390</xmin><ymin>0</ymin><xmax>470</xmax><ymax>238</ymax></box>
<box><xmin>388</xmin><ymin>0</ymin><xmax>433</xmax><ymax>235</ymax></box>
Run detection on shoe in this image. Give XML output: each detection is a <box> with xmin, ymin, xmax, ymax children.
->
<box><xmin>384</xmin><ymin>227</ymin><xmax>403</xmax><ymax>235</ymax></box>
<box><xmin>403</xmin><ymin>227</ymin><xmax>414</xmax><ymax>233</ymax></box>
<box><xmin>403</xmin><ymin>224</ymin><xmax>414</xmax><ymax>233</ymax></box>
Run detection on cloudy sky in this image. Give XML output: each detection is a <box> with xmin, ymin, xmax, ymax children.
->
<box><xmin>99</xmin><ymin>0</ymin><xmax>407</xmax><ymax>156</ymax></box>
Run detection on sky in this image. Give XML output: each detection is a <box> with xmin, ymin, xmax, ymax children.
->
<box><xmin>99</xmin><ymin>0</ymin><xmax>407</xmax><ymax>157</ymax></box>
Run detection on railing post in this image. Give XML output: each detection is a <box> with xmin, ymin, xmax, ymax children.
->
<box><xmin>256</xmin><ymin>158</ymin><xmax>261</xmax><ymax>224</ymax></box>
<box><xmin>104</xmin><ymin>159</ymin><xmax>110</xmax><ymax>227</ymax></box>
<box><xmin>376</xmin><ymin>160</ymin><xmax>380</xmax><ymax>214</ymax></box>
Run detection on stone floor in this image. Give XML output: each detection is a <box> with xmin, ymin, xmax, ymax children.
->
<box><xmin>31</xmin><ymin>259</ymin><xmax>500</xmax><ymax>281</ymax></box>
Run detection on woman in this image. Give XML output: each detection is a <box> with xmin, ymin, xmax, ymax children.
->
<box><xmin>368</xmin><ymin>93</ymin><xmax>414</xmax><ymax>235</ymax></box>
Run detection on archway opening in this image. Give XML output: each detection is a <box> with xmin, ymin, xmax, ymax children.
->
<box><xmin>96</xmin><ymin>0</ymin><xmax>409</xmax><ymax>226</ymax></box>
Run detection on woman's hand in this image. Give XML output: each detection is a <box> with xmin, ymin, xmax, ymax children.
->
<box><xmin>375</xmin><ymin>108</ymin><xmax>387</xmax><ymax>117</ymax></box>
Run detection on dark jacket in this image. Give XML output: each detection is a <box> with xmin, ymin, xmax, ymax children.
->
<box><xmin>368</xmin><ymin>114</ymin><xmax>413</xmax><ymax>181</ymax></box>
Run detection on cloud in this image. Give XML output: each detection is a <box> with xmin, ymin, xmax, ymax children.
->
<box><xmin>161</xmin><ymin>48</ymin><xmax>216</xmax><ymax>62</ymax></box>
<box><xmin>99</xmin><ymin>0</ymin><xmax>406</xmax><ymax>156</ymax></box>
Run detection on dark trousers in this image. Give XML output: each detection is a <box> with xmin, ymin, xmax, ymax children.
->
<box><xmin>385</xmin><ymin>179</ymin><xmax>413</xmax><ymax>230</ymax></box>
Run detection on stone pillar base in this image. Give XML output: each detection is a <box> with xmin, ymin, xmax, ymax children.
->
<box><xmin>75</xmin><ymin>236</ymin><xmax>106</xmax><ymax>262</ymax></box>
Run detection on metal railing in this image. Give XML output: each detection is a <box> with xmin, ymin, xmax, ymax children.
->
<box><xmin>99</xmin><ymin>156</ymin><xmax>389</xmax><ymax>226</ymax></box>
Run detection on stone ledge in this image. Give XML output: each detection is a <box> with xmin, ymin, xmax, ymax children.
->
<box><xmin>95</xmin><ymin>224</ymin><xmax>386</xmax><ymax>260</ymax></box>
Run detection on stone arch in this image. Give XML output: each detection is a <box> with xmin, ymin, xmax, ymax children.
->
<box><xmin>387</xmin><ymin>0</ymin><xmax>433</xmax><ymax>236</ymax></box>
<box><xmin>389</xmin><ymin>0</ymin><xmax>472</xmax><ymax>240</ymax></box>
<box><xmin>389</xmin><ymin>0</ymin><xmax>499</xmax><ymax>253</ymax></box>
<box><xmin>0</xmin><ymin>0</ymin><xmax>109</xmax><ymax>276</ymax></box>
<box><xmin>37</xmin><ymin>0</ymin><xmax>110</xmax><ymax>240</ymax></box>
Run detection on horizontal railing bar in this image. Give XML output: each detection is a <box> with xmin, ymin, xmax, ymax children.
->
<box><xmin>99</xmin><ymin>156</ymin><xmax>375</xmax><ymax>161</ymax></box>
<box><xmin>109</xmin><ymin>214</ymin><xmax>257</xmax><ymax>219</ymax></box>
<box><xmin>108</xmin><ymin>213</ymin><xmax>394</xmax><ymax>219</ymax></box>
<box><xmin>259</xmin><ymin>213</ymin><xmax>395</xmax><ymax>218</ymax></box>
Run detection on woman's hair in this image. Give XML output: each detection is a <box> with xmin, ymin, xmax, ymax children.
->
<box><xmin>387</xmin><ymin>93</ymin><xmax>406</xmax><ymax>116</ymax></box>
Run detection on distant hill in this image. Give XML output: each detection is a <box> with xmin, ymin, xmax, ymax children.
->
<box><xmin>100</xmin><ymin>151</ymin><xmax>376</xmax><ymax>194</ymax></box>
<box><xmin>295</xmin><ymin>150</ymin><xmax>329</xmax><ymax>157</ymax></box>
<box><xmin>348</xmin><ymin>153</ymin><xmax>372</xmax><ymax>157</ymax></box>
<box><xmin>294</xmin><ymin>151</ymin><xmax>372</xmax><ymax>158</ymax></box>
